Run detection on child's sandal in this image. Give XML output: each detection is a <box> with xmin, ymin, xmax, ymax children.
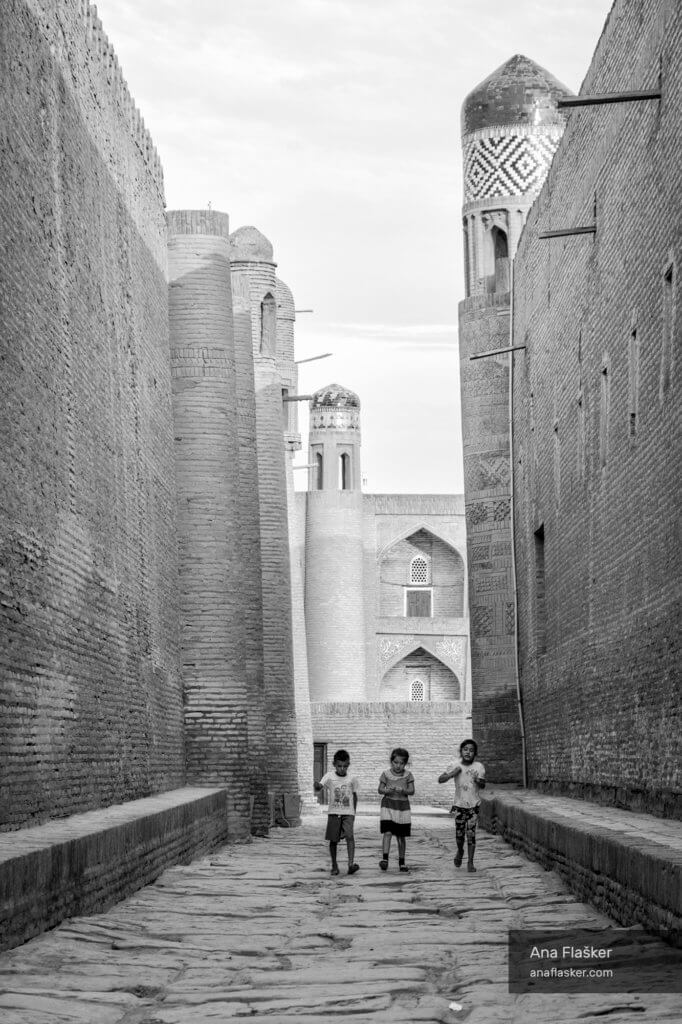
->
<box><xmin>379</xmin><ymin>859</ymin><xmax>388</xmax><ymax>871</ymax></box>
<box><xmin>399</xmin><ymin>864</ymin><xmax>410</xmax><ymax>872</ymax></box>
<box><xmin>330</xmin><ymin>866</ymin><xmax>340</xmax><ymax>876</ymax></box>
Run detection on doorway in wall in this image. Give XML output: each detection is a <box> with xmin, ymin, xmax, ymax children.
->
<box><xmin>313</xmin><ymin>742</ymin><xmax>328</xmax><ymax>804</ymax></box>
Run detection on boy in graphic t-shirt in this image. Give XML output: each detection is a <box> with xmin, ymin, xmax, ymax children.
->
<box><xmin>438</xmin><ymin>739</ymin><xmax>486</xmax><ymax>872</ymax></box>
<box><xmin>314</xmin><ymin>749</ymin><xmax>360</xmax><ymax>877</ymax></box>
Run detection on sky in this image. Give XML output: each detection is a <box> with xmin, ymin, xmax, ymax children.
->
<box><xmin>94</xmin><ymin>0</ymin><xmax>614</xmax><ymax>493</ymax></box>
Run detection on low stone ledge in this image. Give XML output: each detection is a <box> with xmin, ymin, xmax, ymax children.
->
<box><xmin>480</xmin><ymin>788</ymin><xmax>682</xmax><ymax>946</ymax></box>
<box><xmin>0</xmin><ymin>787</ymin><xmax>228</xmax><ymax>952</ymax></box>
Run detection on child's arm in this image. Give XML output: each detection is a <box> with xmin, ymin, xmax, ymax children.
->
<box><xmin>406</xmin><ymin>773</ymin><xmax>415</xmax><ymax>796</ymax></box>
<box><xmin>438</xmin><ymin>764</ymin><xmax>461</xmax><ymax>784</ymax></box>
<box><xmin>378</xmin><ymin>771</ymin><xmax>389</xmax><ymax>795</ymax></box>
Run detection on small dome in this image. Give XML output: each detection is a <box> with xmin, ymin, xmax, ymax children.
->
<box><xmin>462</xmin><ymin>54</ymin><xmax>572</xmax><ymax>135</ymax></box>
<box><xmin>229</xmin><ymin>225</ymin><xmax>274</xmax><ymax>262</ymax></box>
<box><xmin>311</xmin><ymin>384</ymin><xmax>360</xmax><ymax>410</ymax></box>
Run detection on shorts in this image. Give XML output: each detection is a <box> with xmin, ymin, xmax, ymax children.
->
<box><xmin>325</xmin><ymin>814</ymin><xmax>355</xmax><ymax>842</ymax></box>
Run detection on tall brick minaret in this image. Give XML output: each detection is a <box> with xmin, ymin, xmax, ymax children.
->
<box><xmin>167</xmin><ymin>210</ymin><xmax>253</xmax><ymax>838</ymax></box>
<box><xmin>304</xmin><ymin>384</ymin><xmax>366</xmax><ymax>701</ymax></box>
<box><xmin>229</xmin><ymin>226</ymin><xmax>307</xmax><ymax>819</ymax></box>
<box><xmin>458</xmin><ymin>56</ymin><xmax>571</xmax><ymax>781</ymax></box>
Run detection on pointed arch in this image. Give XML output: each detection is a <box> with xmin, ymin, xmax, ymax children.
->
<box><xmin>379</xmin><ymin>645</ymin><xmax>461</xmax><ymax>701</ymax></box>
<box><xmin>378</xmin><ymin>527</ymin><xmax>465</xmax><ymax>618</ymax></box>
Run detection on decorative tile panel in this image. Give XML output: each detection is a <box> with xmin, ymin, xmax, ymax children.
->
<box><xmin>378</xmin><ymin>636</ymin><xmax>415</xmax><ymax>663</ymax></box>
<box><xmin>464</xmin><ymin>129</ymin><xmax>563</xmax><ymax>202</ymax></box>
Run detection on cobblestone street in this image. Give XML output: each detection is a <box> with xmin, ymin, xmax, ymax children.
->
<box><xmin>0</xmin><ymin>809</ymin><xmax>678</xmax><ymax>1023</ymax></box>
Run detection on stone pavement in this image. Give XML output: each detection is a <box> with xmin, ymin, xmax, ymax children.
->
<box><xmin>0</xmin><ymin>808</ymin><xmax>678</xmax><ymax>1024</ymax></box>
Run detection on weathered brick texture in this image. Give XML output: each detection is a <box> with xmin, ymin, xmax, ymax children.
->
<box><xmin>311</xmin><ymin>701</ymin><xmax>472</xmax><ymax>808</ymax></box>
<box><xmin>0</xmin><ymin>0</ymin><xmax>184</xmax><ymax>830</ymax></box>
<box><xmin>167</xmin><ymin>211</ymin><xmax>252</xmax><ymax>838</ymax></box>
<box><xmin>511</xmin><ymin>0</ymin><xmax>682</xmax><ymax>817</ymax></box>
<box><xmin>458</xmin><ymin>297</ymin><xmax>523</xmax><ymax>781</ymax></box>
<box><xmin>230</xmin><ymin>232</ymin><xmax>305</xmax><ymax>808</ymax></box>
<box><xmin>231</xmin><ymin>266</ymin><xmax>270</xmax><ymax>834</ymax></box>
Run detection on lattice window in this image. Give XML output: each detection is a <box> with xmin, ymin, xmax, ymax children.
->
<box><xmin>410</xmin><ymin>555</ymin><xmax>429</xmax><ymax>584</ymax></box>
<box><xmin>410</xmin><ymin>679</ymin><xmax>425</xmax><ymax>701</ymax></box>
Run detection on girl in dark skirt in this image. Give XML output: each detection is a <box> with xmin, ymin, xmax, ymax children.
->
<box><xmin>378</xmin><ymin>747</ymin><xmax>415</xmax><ymax>872</ymax></box>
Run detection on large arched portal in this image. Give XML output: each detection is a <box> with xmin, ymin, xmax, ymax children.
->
<box><xmin>379</xmin><ymin>528</ymin><xmax>465</xmax><ymax>619</ymax></box>
<box><xmin>380</xmin><ymin>646</ymin><xmax>461</xmax><ymax>702</ymax></box>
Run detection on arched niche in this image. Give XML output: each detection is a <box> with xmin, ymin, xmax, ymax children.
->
<box><xmin>379</xmin><ymin>646</ymin><xmax>460</xmax><ymax>701</ymax></box>
<box><xmin>260</xmin><ymin>292</ymin><xmax>277</xmax><ymax>355</ymax></box>
<box><xmin>378</xmin><ymin>528</ymin><xmax>465</xmax><ymax>618</ymax></box>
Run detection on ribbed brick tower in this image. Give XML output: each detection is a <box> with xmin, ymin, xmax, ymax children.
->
<box><xmin>229</xmin><ymin>226</ymin><xmax>303</xmax><ymax>818</ymax></box>
<box><xmin>230</xmin><ymin>247</ymin><xmax>270</xmax><ymax>835</ymax></box>
<box><xmin>167</xmin><ymin>209</ymin><xmax>251</xmax><ymax>838</ymax></box>
<box><xmin>305</xmin><ymin>385</ymin><xmax>366</xmax><ymax>701</ymax></box>
<box><xmin>276</xmin><ymin>277</ymin><xmax>315</xmax><ymax>801</ymax></box>
<box><xmin>458</xmin><ymin>57</ymin><xmax>571</xmax><ymax>780</ymax></box>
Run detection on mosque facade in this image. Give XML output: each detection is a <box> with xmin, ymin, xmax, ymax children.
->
<box><xmin>294</xmin><ymin>383</ymin><xmax>471</xmax><ymax>806</ymax></box>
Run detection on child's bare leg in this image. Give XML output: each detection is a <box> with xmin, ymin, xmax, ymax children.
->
<box><xmin>454</xmin><ymin>809</ymin><xmax>466</xmax><ymax>867</ymax></box>
<box><xmin>379</xmin><ymin>833</ymin><xmax>391</xmax><ymax>869</ymax></box>
<box><xmin>347</xmin><ymin>836</ymin><xmax>359</xmax><ymax>874</ymax></box>
<box><xmin>397</xmin><ymin>835</ymin><xmax>409</xmax><ymax>871</ymax></box>
<box><xmin>466</xmin><ymin>810</ymin><xmax>479</xmax><ymax>872</ymax></box>
<box><xmin>329</xmin><ymin>841</ymin><xmax>339</xmax><ymax>875</ymax></box>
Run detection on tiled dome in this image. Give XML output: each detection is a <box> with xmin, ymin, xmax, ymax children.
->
<box><xmin>462</xmin><ymin>54</ymin><xmax>572</xmax><ymax>135</ymax></box>
<box><xmin>311</xmin><ymin>384</ymin><xmax>360</xmax><ymax>410</ymax></box>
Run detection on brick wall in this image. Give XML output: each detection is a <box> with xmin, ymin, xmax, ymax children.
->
<box><xmin>0</xmin><ymin>788</ymin><xmax>228</xmax><ymax>952</ymax></box>
<box><xmin>511</xmin><ymin>0</ymin><xmax>682</xmax><ymax>817</ymax></box>
<box><xmin>311</xmin><ymin>701</ymin><xmax>472</xmax><ymax>808</ymax></box>
<box><xmin>0</xmin><ymin>0</ymin><xmax>185</xmax><ymax>830</ymax></box>
<box><xmin>458</xmin><ymin>296</ymin><xmax>523</xmax><ymax>782</ymax></box>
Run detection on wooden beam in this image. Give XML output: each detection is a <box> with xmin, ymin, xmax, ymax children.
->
<box><xmin>470</xmin><ymin>345</ymin><xmax>527</xmax><ymax>361</ymax></box>
<box><xmin>558</xmin><ymin>90</ymin><xmax>661</xmax><ymax>108</ymax></box>
<box><xmin>538</xmin><ymin>226</ymin><xmax>596</xmax><ymax>239</ymax></box>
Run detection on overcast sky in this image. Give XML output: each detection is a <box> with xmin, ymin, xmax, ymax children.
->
<box><xmin>94</xmin><ymin>0</ymin><xmax>614</xmax><ymax>493</ymax></box>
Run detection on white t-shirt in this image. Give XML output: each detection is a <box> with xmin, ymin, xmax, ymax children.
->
<box><xmin>446</xmin><ymin>759</ymin><xmax>485</xmax><ymax>808</ymax></box>
<box><xmin>320</xmin><ymin>770</ymin><xmax>359</xmax><ymax>815</ymax></box>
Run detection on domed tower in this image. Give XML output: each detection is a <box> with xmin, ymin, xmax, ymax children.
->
<box><xmin>229</xmin><ymin>224</ymin><xmax>307</xmax><ymax>817</ymax></box>
<box><xmin>458</xmin><ymin>56</ymin><xmax>571</xmax><ymax>782</ymax></box>
<box><xmin>461</xmin><ymin>54</ymin><xmax>572</xmax><ymax>294</ymax></box>
<box><xmin>304</xmin><ymin>384</ymin><xmax>366</xmax><ymax>701</ymax></box>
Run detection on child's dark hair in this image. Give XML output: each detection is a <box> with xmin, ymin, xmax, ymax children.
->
<box><xmin>333</xmin><ymin>749</ymin><xmax>350</xmax><ymax>763</ymax></box>
<box><xmin>390</xmin><ymin>747</ymin><xmax>409</xmax><ymax>763</ymax></box>
<box><xmin>460</xmin><ymin>738</ymin><xmax>478</xmax><ymax>756</ymax></box>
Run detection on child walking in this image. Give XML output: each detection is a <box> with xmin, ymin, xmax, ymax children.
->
<box><xmin>378</xmin><ymin>747</ymin><xmax>415</xmax><ymax>872</ymax></box>
<box><xmin>314</xmin><ymin>749</ymin><xmax>360</xmax><ymax>876</ymax></box>
<box><xmin>438</xmin><ymin>738</ymin><xmax>486</xmax><ymax>872</ymax></box>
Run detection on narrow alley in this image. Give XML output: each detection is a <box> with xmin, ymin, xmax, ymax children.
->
<box><xmin>0</xmin><ymin>808</ymin><xmax>678</xmax><ymax>1024</ymax></box>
